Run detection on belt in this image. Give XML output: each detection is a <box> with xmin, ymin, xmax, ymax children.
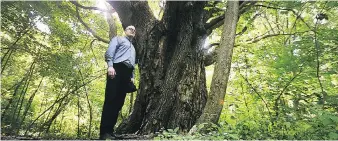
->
<box><xmin>122</xmin><ymin>61</ymin><xmax>133</xmax><ymax>69</ymax></box>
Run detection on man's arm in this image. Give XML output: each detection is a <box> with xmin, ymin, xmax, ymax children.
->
<box><xmin>105</xmin><ymin>37</ymin><xmax>119</xmax><ymax>67</ymax></box>
<box><xmin>105</xmin><ymin>37</ymin><xmax>119</xmax><ymax>79</ymax></box>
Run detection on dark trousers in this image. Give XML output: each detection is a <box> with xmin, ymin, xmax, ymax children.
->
<box><xmin>100</xmin><ymin>63</ymin><xmax>133</xmax><ymax>136</ymax></box>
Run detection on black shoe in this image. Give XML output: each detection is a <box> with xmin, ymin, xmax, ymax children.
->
<box><xmin>99</xmin><ymin>133</ymin><xmax>116</xmax><ymax>140</ymax></box>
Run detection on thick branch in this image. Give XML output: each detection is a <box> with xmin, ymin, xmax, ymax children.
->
<box><xmin>205</xmin><ymin>14</ymin><xmax>224</xmax><ymax>31</ymax></box>
<box><xmin>243</xmin><ymin>30</ymin><xmax>311</xmax><ymax>44</ymax></box>
<box><xmin>214</xmin><ymin>31</ymin><xmax>310</xmax><ymax>65</ymax></box>
<box><xmin>205</xmin><ymin>1</ymin><xmax>257</xmax><ymax>35</ymax></box>
<box><xmin>107</xmin><ymin>1</ymin><xmax>155</xmax><ymax>29</ymax></box>
<box><xmin>235</xmin><ymin>30</ymin><xmax>311</xmax><ymax>47</ymax></box>
<box><xmin>70</xmin><ymin>1</ymin><xmax>115</xmax><ymax>13</ymax></box>
<box><xmin>203</xmin><ymin>12</ymin><xmax>259</xmax><ymax>65</ymax></box>
<box><xmin>203</xmin><ymin>43</ymin><xmax>220</xmax><ymax>51</ymax></box>
<box><xmin>75</xmin><ymin>7</ymin><xmax>109</xmax><ymax>44</ymax></box>
<box><xmin>254</xmin><ymin>4</ymin><xmax>294</xmax><ymax>11</ymax></box>
<box><xmin>239</xmin><ymin>1</ymin><xmax>251</xmax><ymax>9</ymax></box>
<box><xmin>206</xmin><ymin>2</ymin><xmax>312</xmax><ymax>37</ymax></box>
<box><xmin>107</xmin><ymin>1</ymin><xmax>133</xmax><ymax>28</ymax></box>
<box><xmin>239</xmin><ymin>1</ymin><xmax>257</xmax><ymax>15</ymax></box>
<box><xmin>254</xmin><ymin>4</ymin><xmax>312</xmax><ymax>29</ymax></box>
<box><xmin>203</xmin><ymin>1</ymin><xmax>222</xmax><ymax>24</ymax></box>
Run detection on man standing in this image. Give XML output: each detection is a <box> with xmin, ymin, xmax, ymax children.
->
<box><xmin>100</xmin><ymin>25</ymin><xmax>136</xmax><ymax>140</ymax></box>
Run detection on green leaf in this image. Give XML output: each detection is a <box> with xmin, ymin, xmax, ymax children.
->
<box><xmin>330</xmin><ymin>116</ymin><xmax>338</xmax><ymax>123</ymax></box>
<box><xmin>198</xmin><ymin>123</ymin><xmax>205</xmax><ymax>129</ymax></box>
<box><xmin>321</xmin><ymin>116</ymin><xmax>333</xmax><ymax>126</ymax></box>
<box><xmin>228</xmin><ymin>133</ymin><xmax>239</xmax><ymax>140</ymax></box>
<box><xmin>329</xmin><ymin>132</ymin><xmax>338</xmax><ymax>139</ymax></box>
<box><xmin>285</xmin><ymin>122</ymin><xmax>291</xmax><ymax>128</ymax></box>
<box><xmin>167</xmin><ymin>129</ymin><xmax>174</xmax><ymax>133</ymax></box>
<box><xmin>174</xmin><ymin>127</ymin><xmax>179</xmax><ymax>133</ymax></box>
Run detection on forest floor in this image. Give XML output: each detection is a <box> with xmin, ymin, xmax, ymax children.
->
<box><xmin>1</xmin><ymin>134</ymin><xmax>155</xmax><ymax>140</ymax></box>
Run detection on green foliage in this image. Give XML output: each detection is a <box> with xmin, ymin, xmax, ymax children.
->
<box><xmin>1</xmin><ymin>0</ymin><xmax>337</xmax><ymax>140</ymax></box>
<box><xmin>155</xmin><ymin>1</ymin><xmax>338</xmax><ymax>140</ymax></box>
<box><xmin>155</xmin><ymin>106</ymin><xmax>338</xmax><ymax>140</ymax></box>
<box><xmin>1</xmin><ymin>1</ymin><xmax>119</xmax><ymax>139</ymax></box>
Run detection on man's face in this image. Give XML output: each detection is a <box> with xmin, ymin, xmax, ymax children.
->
<box><xmin>125</xmin><ymin>27</ymin><xmax>136</xmax><ymax>37</ymax></box>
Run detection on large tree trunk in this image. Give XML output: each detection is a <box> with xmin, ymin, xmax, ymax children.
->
<box><xmin>197</xmin><ymin>1</ymin><xmax>239</xmax><ymax>124</ymax></box>
<box><xmin>107</xmin><ymin>1</ymin><xmax>208</xmax><ymax>134</ymax></box>
<box><xmin>198</xmin><ymin>1</ymin><xmax>238</xmax><ymax>123</ymax></box>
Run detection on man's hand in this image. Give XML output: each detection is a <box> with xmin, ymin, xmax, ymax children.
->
<box><xmin>107</xmin><ymin>67</ymin><xmax>116</xmax><ymax>79</ymax></box>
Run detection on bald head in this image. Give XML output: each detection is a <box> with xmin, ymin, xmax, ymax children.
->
<box><xmin>125</xmin><ymin>25</ymin><xmax>136</xmax><ymax>38</ymax></box>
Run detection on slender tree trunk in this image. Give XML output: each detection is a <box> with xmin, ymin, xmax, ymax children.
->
<box><xmin>10</xmin><ymin>62</ymin><xmax>35</xmax><ymax>133</ymax></box>
<box><xmin>77</xmin><ymin>90</ymin><xmax>80</xmax><ymax>138</ymax></box>
<box><xmin>12</xmin><ymin>77</ymin><xmax>30</xmax><ymax>121</ymax></box>
<box><xmin>43</xmin><ymin>90</ymin><xmax>74</xmax><ymax>134</ymax></box>
<box><xmin>197</xmin><ymin>1</ymin><xmax>239</xmax><ymax>124</ymax></box>
<box><xmin>17</xmin><ymin>78</ymin><xmax>44</xmax><ymax>134</ymax></box>
<box><xmin>25</xmin><ymin>89</ymin><xmax>70</xmax><ymax>136</ymax></box>
<box><xmin>2</xmin><ymin>75</ymin><xmax>26</xmax><ymax>121</ymax></box>
<box><xmin>86</xmin><ymin>93</ymin><xmax>92</xmax><ymax>138</ymax></box>
<box><xmin>39</xmin><ymin>85</ymin><xmax>65</xmax><ymax>134</ymax></box>
<box><xmin>40</xmin><ymin>82</ymin><xmax>70</xmax><ymax>134</ymax></box>
<box><xmin>78</xmin><ymin>69</ymin><xmax>93</xmax><ymax>138</ymax></box>
<box><xmin>1</xmin><ymin>49</ymin><xmax>14</xmax><ymax>74</ymax></box>
<box><xmin>14</xmin><ymin>64</ymin><xmax>35</xmax><ymax>125</ymax></box>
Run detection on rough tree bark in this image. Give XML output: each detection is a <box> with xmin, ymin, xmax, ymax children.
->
<box><xmin>197</xmin><ymin>1</ymin><xmax>239</xmax><ymax>124</ymax></box>
<box><xmin>107</xmin><ymin>1</ymin><xmax>209</xmax><ymax>134</ymax></box>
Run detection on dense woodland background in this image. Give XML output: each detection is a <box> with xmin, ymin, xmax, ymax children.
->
<box><xmin>1</xmin><ymin>0</ymin><xmax>338</xmax><ymax>140</ymax></box>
